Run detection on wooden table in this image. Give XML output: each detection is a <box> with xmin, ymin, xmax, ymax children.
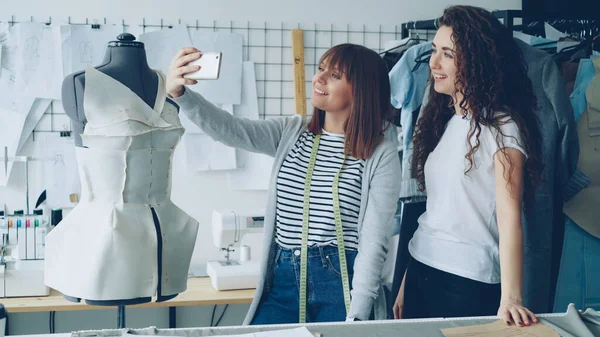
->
<box><xmin>1</xmin><ymin>277</ymin><xmax>255</xmax><ymax>329</ymax></box>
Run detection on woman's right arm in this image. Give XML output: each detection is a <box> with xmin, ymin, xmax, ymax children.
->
<box><xmin>166</xmin><ymin>47</ymin><xmax>290</xmax><ymax>156</ymax></box>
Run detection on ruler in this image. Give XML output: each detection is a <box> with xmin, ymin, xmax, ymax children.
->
<box><xmin>291</xmin><ymin>29</ymin><xmax>307</xmax><ymax>117</ymax></box>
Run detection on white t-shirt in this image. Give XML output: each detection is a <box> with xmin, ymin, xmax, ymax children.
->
<box><xmin>408</xmin><ymin>114</ymin><xmax>526</xmax><ymax>284</ymax></box>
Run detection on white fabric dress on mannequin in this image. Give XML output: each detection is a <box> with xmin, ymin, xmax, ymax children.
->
<box><xmin>45</xmin><ymin>66</ymin><xmax>199</xmax><ymax>301</ymax></box>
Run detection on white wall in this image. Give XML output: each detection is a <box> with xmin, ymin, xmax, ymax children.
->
<box><xmin>1</xmin><ymin>0</ymin><xmax>521</xmax><ymax>335</ymax></box>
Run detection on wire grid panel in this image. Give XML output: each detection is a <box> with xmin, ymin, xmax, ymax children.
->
<box><xmin>2</xmin><ymin>17</ymin><xmax>402</xmax><ymax>134</ymax></box>
<box><xmin>110</xmin><ymin>20</ymin><xmax>402</xmax><ymax>119</ymax></box>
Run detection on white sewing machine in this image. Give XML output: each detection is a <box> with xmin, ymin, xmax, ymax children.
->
<box><xmin>206</xmin><ymin>209</ymin><xmax>264</xmax><ymax>291</ymax></box>
<box><xmin>0</xmin><ymin>228</ymin><xmax>50</xmax><ymax>297</ymax></box>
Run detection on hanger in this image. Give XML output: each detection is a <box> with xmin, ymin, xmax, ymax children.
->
<box><xmin>532</xmin><ymin>40</ymin><xmax>560</xmax><ymax>55</ymax></box>
<box><xmin>523</xmin><ymin>21</ymin><xmax>544</xmax><ymax>36</ymax></box>
<box><xmin>381</xmin><ymin>17</ymin><xmax>439</xmax><ymax>71</ymax></box>
<box><xmin>410</xmin><ymin>19</ymin><xmax>437</xmax><ymax>72</ymax></box>
<box><xmin>378</xmin><ymin>37</ymin><xmax>412</xmax><ymax>55</ymax></box>
<box><xmin>554</xmin><ymin>38</ymin><xmax>593</xmax><ymax>64</ymax></box>
<box><xmin>412</xmin><ymin>21</ymin><xmax>421</xmax><ymax>42</ymax></box>
<box><xmin>412</xmin><ymin>49</ymin><xmax>433</xmax><ymax>72</ymax></box>
<box><xmin>379</xmin><ymin>21</ymin><xmax>430</xmax><ymax>56</ymax></box>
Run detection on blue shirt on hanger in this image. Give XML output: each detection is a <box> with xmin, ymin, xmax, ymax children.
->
<box><xmin>570</xmin><ymin>58</ymin><xmax>596</xmax><ymax>122</ymax></box>
<box><xmin>388</xmin><ymin>41</ymin><xmax>431</xmax><ymax>176</ymax></box>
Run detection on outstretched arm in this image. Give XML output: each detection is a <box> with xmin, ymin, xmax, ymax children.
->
<box><xmin>167</xmin><ymin>47</ymin><xmax>292</xmax><ymax>156</ymax></box>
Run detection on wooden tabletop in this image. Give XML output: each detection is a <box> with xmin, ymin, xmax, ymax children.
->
<box><xmin>2</xmin><ymin>277</ymin><xmax>255</xmax><ymax>313</ymax></box>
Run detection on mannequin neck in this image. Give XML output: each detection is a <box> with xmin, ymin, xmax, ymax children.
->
<box><xmin>97</xmin><ymin>45</ymin><xmax>158</xmax><ymax>108</ymax></box>
<box><xmin>101</xmin><ymin>46</ymin><xmax>154</xmax><ymax>76</ymax></box>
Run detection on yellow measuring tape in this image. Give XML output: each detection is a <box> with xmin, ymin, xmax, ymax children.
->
<box><xmin>299</xmin><ymin>134</ymin><xmax>351</xmax><ymax>323</ymax></box>
<box><xmin>291</xmin><ymin>29</ymin><xmax>307</xmax><ymax>117</ymax></box>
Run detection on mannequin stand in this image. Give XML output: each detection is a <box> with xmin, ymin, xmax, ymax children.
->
<box><xmin>117</xmin><ymin>305</ymin><xmax>126</xmax><ymax>328</ymax></box>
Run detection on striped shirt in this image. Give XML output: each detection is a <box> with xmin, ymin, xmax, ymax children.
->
<box><xmin>275</xmin><ymin>129</ymin><xmax>364</xmax><ymax>250</ymax></box>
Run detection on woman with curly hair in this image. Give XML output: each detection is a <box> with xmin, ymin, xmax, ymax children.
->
<box><xmin>392</xmin><ymin>5</ymin><xmax>543</xmax><ymax>326</ymax></box>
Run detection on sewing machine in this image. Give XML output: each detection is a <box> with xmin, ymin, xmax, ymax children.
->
<box><xmin>0</xmin><ymin>227</ymin><xmax>50</xmax><ymax>297</ymax></box>
<box><xmin>206</xmin><ymin>209</ymin><xmax>264</xmax><ymax>291</ymax></box>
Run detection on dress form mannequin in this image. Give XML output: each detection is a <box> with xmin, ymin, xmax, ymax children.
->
<box><xmin>62</xmin><ymin>33</ymin><xmax>177</xmax><ymax>146</ymax></box>
<box><xmin>49</xmin><ymin>33</ymin><xmax>198</xmax><ymax>308</ymax></box>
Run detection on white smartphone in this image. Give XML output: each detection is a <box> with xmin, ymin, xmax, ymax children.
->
<box><xmin>184</xmin><ymin>52</ymin><xmax>222</xmax><ymax>80</ymax></box>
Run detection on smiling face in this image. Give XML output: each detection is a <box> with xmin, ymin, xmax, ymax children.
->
<box><xmin>310</xmin><ymin>57</ymin><xmax>353</xmax><ymax>117</ymax></box>
<box><xmin>430</xmin><ymin>25</ymin><xmax>459</xmax><ymax>99</ymax></box>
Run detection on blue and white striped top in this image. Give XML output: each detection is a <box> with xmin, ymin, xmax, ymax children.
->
<box><xmin>275</xmin><ymin>129</ymin><xmax>364</xmax><ymax>250</ymax></box>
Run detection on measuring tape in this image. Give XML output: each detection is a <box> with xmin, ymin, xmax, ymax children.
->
<box><xmin>299</xmin><ymin>135</ymin><xmax>351</xmax><ymax>323</ymax></box>
<box><xmin>291</xmin><ymin>29</ymin><xmax>307</xmax><ymax>117</ymax></box>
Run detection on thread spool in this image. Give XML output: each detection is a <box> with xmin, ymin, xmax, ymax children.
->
<box><xmin>240</xmin><ymin>245</ymin><xmax>251</xmax><ymax>262</ymax></box>
<box><xmin>51</xmin><ymin>208</ymin><xmax>63</xmax><ymax>227</ymax></box>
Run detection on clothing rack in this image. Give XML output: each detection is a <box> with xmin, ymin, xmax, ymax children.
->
<box><xmin>400</xmin><ymin>9</ymin><xmax>598</xmax><ymax>40</ymax></box>
<box><xmin>400</xmin><ymin>19</ymin><xmax>437</xmax><ymax>39</ymax></box>
<box><xmin>400</xmin><ymin>10</ymin><xmax>523</xmax><ymax>39</ymax></box>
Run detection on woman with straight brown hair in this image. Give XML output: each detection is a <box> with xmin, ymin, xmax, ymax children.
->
<box><xmin>166</xmin><ymin>43</ymin><xmax>401</xmax><ymax>324</ymax></box>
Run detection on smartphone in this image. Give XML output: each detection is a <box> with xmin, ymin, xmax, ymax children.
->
<box><xmin>184</xmin><ymin>52</ymin><xmax>222</xmax><ymax>80</ymax></box>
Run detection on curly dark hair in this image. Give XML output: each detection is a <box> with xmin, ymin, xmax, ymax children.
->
<box><xmin>411</xmin><ymin>5</ymin><xmax>543</xmax><ymax>204</ymax></box>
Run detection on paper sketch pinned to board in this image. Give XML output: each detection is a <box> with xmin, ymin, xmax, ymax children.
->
<box><xmin>0</xmin><ymin>67</ymin><xmax>37</xmax><ymax>186</ymax></box>
<box><xmin>60</xmin><ymin>24</ymin><xmax>123</xmax><ymax>76</ymax></box>
<box><xmin>0</xmin><ymin>21</ymin><xmax>8</xmax><ymax>46</ymax></box>
<box><xmin>228</xmin><ymin>61</ymin><xmax>274</xmax><ymax>190</ymax></box>
<box><xmin>0</xmin><ymin>108</ymin><xmax>24</xmax><ymax>186</ymax></box>
<box><xmin>0</xmin><ymin>22</ymin><xmax>7</xmax><ymax>77</ymax></box>
<box><xmin>187</xmin><ymin>31</ymin><xmax>243</xmax><ymax>105</ymax></box>
<box><xmin>0</xmin><ymin>68</ymin><xmax>35</xmax><ymax>117</ymax></box>
<box><xmin>0</xmin><ymin>24</ymin><xmax>18</xmax><ymax>73</ymax></box>
<box><xmin>183</xmin><ymin>104</ymin><xmax>237</xmax><ymax>172</ymax></box>
<box><xmin>35</xmin><ymin>133</ymin><xmax>81</xmax><ymax>209</ymax></box>
<box><xmin>139</xmin><ymin>25</ymin><xmax>192</xmax><ymax>75</ymax></box>
<box><xmin>178</xmin><ymin>100</ymin><xmax>234</xmax><ymax>133</ymax></box>
<box><xmin>17</xmin><ymin>99</ymin><xmax>51</xmax><ymax>153</ymax></box>
<box><xmin>23</xmin><ymin>37</ymin><xmax>40</xmax><ymax>71</ymax></box>
<box><xmin>0</xmin><ymin>107</ymin><xmax>31</xmax><ymax>186</ymax></box>
<box><xmin>14</xmin><ymin>23</ymin><xmax>63</xmax><ymax>100</ymax></box>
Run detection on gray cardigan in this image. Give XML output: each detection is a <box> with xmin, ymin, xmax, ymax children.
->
<box><xmin>174</xmin><ymin>89</ymin><xmax>402</xmax><ymax>322</ymax></box>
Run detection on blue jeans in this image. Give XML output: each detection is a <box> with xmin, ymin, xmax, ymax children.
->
<box><xmin>251</xmin><ymin>245</ymin><xmax>358</xmax><ymax>325</ymax></box>
<box><xmin>554</xmin><ymin>218</ymin><xmax>600</xmax><ymax>312</ymax></box>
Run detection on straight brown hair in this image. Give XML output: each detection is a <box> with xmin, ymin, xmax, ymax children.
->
<box><xmin>307</xmin><ymin>43</ymin><xmax>392</xmax><ymax>160</ymax></box>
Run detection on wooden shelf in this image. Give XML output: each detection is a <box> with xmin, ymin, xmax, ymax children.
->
<box><xmin>2</xmin><ymin>277</ymin><xmax>255</xmax><ymax>313</ymax></box>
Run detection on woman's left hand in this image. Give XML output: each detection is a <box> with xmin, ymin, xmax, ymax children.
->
<box><xmin>497</xmin><ymin>299</ymin><xmax>538</xmax><ymax>327</ymax></box>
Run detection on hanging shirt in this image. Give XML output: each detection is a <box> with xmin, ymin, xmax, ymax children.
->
<box><xmin>564</xmin><ymin>56</ymin><xmax>600</xmax><ymax>239</ymax></box>
<box><xmin>275</xmin><ymin>130</ymin><xmax>364</xmax><ymax>250</ymax></box>
<box><xmin>571</xmin><ymin>58</ymin><xmax>596</xmax><ymax>122</ymax></box>
<box><xmin>564</xmin><ymin>58</ymin><xmax>595</xmax><ymax>202</ymax></box>
<box><xmin>388</xmin><ymin>41</ymin><xmax>432</xmax><ymax>203</ymax></box>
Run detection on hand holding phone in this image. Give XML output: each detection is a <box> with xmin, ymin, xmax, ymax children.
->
<box><xmin>183</xmin><ymin>52</ymin><xmax>222</xmax><ymax>80</ymax></box>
